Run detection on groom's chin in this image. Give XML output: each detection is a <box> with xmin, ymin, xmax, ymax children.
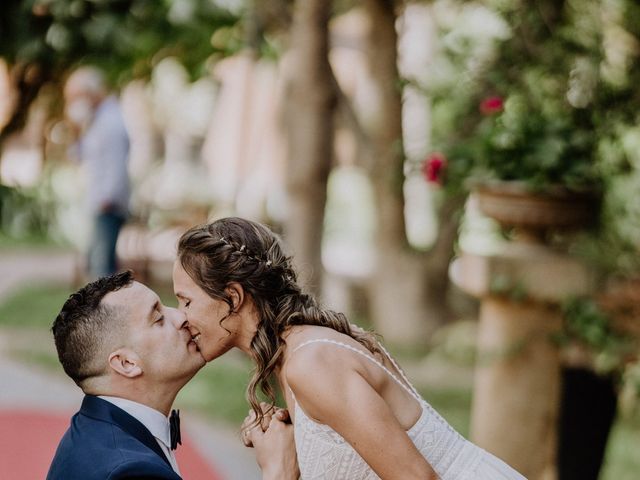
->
<box><xmin>186</xmin><ymin>360</ymin><xmax>206</xmax><ymax>378</ymax></box>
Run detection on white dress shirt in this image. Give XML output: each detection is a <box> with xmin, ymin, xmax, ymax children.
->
<box><xmin>99</xmin><ymin>396</ymin><xmax>181</xmax><ymax>475</ymax></box>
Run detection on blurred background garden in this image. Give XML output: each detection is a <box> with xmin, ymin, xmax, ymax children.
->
<box><xmin>1</xmin><ymin>1</ymin><xmax>640</xmax><ymax>479</ymax></box>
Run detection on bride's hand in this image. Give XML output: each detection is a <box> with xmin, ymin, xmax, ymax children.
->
<box><xmin>241</xmin><ymin>403</ymin><xmax>290</xmax><ymax>447</ymax></box>
<box><xmin>246</xmin><ymin>415</ymin><xmax>299</xmax><ymax>480</ymax></box>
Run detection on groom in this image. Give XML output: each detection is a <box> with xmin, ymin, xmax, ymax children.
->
<box><xmin>47</xmin><ymin>271</ymin><xmax>297</xmax><ymax>479</ymax></box>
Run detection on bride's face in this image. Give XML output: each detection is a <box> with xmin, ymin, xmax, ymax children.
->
<box><xmin>172</xmin><ymin>260</ymin><xmax>239</xmax><ymax>362</ymax></box>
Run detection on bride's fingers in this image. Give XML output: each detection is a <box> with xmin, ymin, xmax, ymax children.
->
<box><xmin>245</xmin><ymin>423</ymin><xmax>264</xmax><ymax>448</ymax></box>
<box><xmin>241</xmin><ymin>410</ymin><xmax>258</xmax><ymax>447</ymax></box>
<box><xmin>241</xmin><ymin>426</ymin><xmax>255</xmax><ymax>448</ymax></box>
<box><xmin>274</xmin><ymin>408</ymin><xmax>291</xmax><ymax>423</ymax></box>
<box><xmin>240</xmin><ymin>411</ymin><xmax>255</xmax><ymax>429</ymax></box>
<box><xmin>260</xmin><ymin>414</ymin><xmax>273</xmax><ymax>431</ymax></box>
<box><xmin>241</xmin><ymin>413</ymin><xmax>257</xmax><ymax>447</ymax></box>
<box><xmin>259</xmin><ymin>403</ymin><xmax>277</xmax><ymax>431</ymax></box>
<box><xmin>243</xmin><ymin>404</ymin><xmax>289</xmax><ymax>434</ymax></box>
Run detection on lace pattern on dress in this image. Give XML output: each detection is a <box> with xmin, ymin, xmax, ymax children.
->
<box><xmin>289</xmin><ymin>339</ymin><xmax>526</xmax><ymax>480</ymax></box>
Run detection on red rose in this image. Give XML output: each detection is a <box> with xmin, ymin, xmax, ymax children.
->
<box><xmin>422</xmin><ymin>152</ymin><xmax>447</xmax><ymax>184</ymax></box>
<box><xmin>480</xmin><ymin>96</ymin><xmax>504</xmax><ymax>115</ymax></box>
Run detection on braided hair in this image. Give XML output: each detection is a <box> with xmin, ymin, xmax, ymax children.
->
<box><xmin>176</xmin><ymin>217</ymin><xmax>380</xmax><ymax>425</ymax></box>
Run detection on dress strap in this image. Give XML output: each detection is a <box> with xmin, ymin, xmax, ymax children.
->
<box><xmin>376</xmin><ymin>342</ymin><xmax>422</xmax><ymax>400</ymax></box>
<box><xmin>291</xmin><ymin>339</ymin><xmax>422</xmax><ymax>403</ymax></box>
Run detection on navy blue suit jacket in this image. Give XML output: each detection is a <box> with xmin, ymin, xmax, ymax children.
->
<box><xmin>47</xmin><ymin>395</ymin><xmax>182</xmax><ymax>480</ymax></box>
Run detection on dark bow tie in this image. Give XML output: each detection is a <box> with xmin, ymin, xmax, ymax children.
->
<box><xmin>170</xmin><ymin>409</ymin><xmax>181</xmax><ymax>450</ymax></box>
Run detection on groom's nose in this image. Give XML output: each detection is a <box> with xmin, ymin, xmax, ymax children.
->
<box><xmin>167</xmin><ymin>307</ymin><xmax>188</xmax><ymax>330</ymax></box>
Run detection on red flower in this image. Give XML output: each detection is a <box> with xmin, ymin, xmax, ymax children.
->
<box><xmin>422</xmin><ymin>152</ymin><xmax>447</xmax><ymax>184</ymax></box>
<box><xmin>480</xmin><ymin>96</ymin><xmax>504</xmax><ymax>115</ymax></box>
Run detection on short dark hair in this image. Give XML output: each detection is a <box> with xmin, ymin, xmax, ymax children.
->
<box><xmin>52</xmin><ymin>271</ymin><xmax>134</xmax><ymax>387</ymax></box>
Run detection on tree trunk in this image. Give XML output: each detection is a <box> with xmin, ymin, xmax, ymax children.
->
<box><xmin>0</xmin><ymin>63</ymin><xmax>51</xmax><ymax>158</ymax></box>
<box><xmin>283</xmin><ymin>0</ymin><xmax>336</xmax><ymax>295</ymax></box>
<box><xmin>363</xmin><ymin>0</ymin><xmax>460</xmax><ymax>348</ymax></box>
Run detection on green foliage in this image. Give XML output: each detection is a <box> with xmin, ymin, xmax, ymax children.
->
<box><xmin>600</xmin><ymin>411</ymin><xmax>640</xmax><ymax>480</ymax></box>
<box><xmin>571</xmin><ymin>148</ymin><xmax>640</xmax><ymax>275</ymax></box>
<box><xmin>0</xmin><ymin>183</ymin><xmax>58</xmax><ymax>242</ymax></box>
<box><xmin>0</xmin><ymin>0</ymin><xmax>242</xmax><ymax>85</ymax></box>
<box><xmin>461</xmin><ymin>95</ymin><xmax>600</xmax><ymax>191</ymax></box>
<box><xmin>424</xmin><ymin>0</ymin><xmax>640</xmax><ymax>281</ymax></box>
<box><xmin>427</xmin><ymin>1</ymin><xmax>639</xmax><ymax>193</ymax></box>
<box><xmin>560</xmin><ymin>297</ymin><xmax>636</xmax><ymax>374</ymax></box>
<box><xmin>488</xmin><ymin>273</ymin><xmax>528</xmax><ymax>302</ymax></box>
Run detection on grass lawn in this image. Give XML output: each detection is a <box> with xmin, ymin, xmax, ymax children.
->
<box><xmin>0</xmin><ymin>285</ymin><xmax>72</xmax><ymax>329</ymax></box>
<box><xmin>0</xmin><ymin>233</ymin><xmax>69</xmax><ymax>251</ymax></box>
<box><xmin>1</xmin><ymin>284</ymin><xmax>638</xmax><ymax>478</ymax></box>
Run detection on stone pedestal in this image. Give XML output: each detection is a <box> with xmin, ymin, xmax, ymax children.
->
<box><xmin>473</xmin><ymin>298</ymin><xmax>561</xmax><ymax>479</ymax></box>
<box><xmin>450</xmin><ymin>243</ymin><xmax>595</xmax><ymax>480</ymax></box>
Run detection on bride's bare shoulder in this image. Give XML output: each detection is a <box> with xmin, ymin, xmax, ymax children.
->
<box><xmin>283</xmin><ymin>326</ymin><xmax>363</xmax><ymax>385</ymax></box>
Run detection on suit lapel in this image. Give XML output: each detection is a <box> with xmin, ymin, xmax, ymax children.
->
<box><xmin>79</xmin><ymin>395</ymin><xmax>173</xmax><ymax>469</ymax></box>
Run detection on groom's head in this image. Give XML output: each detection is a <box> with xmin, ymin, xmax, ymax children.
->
<box><xmin>52</xmin><ymin>271</ymin><xmax>204</xmax><ymax>394</ymax></box>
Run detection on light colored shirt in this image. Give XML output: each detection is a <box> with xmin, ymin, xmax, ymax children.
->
<box><xmin>99</xmin><ymin>395</ymin><xmax>181</xmax><ymax>475</ymax></box>
<box><xmin>77</xmin><ymin>95</ymin><xmax>130</xmax><ymax>215</ymax></box>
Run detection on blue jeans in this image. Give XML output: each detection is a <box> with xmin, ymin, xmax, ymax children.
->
<box><xmin>88</xmin><ymin>211</ymin><xmax>126</xmax><ymax>278</ymax></box>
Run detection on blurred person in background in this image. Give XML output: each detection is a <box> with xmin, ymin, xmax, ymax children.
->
<box><xmin>64</xmin><ymin>66</ymin><xmax>130</xmax><ymax>279</ymax></box>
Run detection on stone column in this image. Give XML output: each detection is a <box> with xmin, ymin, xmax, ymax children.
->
<box><xmin>450</xmin><ymin>243</ymin><xmax>595</xmax><ymax>480</ymax></box>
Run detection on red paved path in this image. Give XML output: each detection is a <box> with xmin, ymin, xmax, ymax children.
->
<box><xmin>0</xmin><ymin>410</ymin><xmax>223</xmax><ymax>480</ymax></box>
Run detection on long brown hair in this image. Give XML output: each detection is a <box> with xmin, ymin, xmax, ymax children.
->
<box><xmin>177</xmin><ymin>217</ymin><xmax>380</xmax><ymax>424</ymax></box>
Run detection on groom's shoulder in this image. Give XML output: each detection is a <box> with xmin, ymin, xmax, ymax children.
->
<box><xmin>48</xmin><ymin>451</ymin><xmax>179</xmax><ymax>480</ymax></box>
<box><xmin>48</xmin><ymin>410</ymin><xmax>179</xmax><ymax>480</ymax></box>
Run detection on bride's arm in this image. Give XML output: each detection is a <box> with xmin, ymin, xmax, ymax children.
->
<box><xmin>286</xmin><ymin>345</ymin><xmax>438</xmax><ymax>480</ymax></box>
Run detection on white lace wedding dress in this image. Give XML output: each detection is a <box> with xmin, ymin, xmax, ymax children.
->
<box><xmin>291</xmin><ymin>339</ymin><xmax>527</xmax><ymax>480</ymax></box>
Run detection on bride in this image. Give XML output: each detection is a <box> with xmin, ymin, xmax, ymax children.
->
<box><xmin>172</xmin><ymin>217</ymin><xmax>526</xmax><ymax>479</ymax></box>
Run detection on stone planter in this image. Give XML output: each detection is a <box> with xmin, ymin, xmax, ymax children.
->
<box><xmin>473</xmin><ymin>181</ymin><xmax>600</xmax><ymax>239</ymax></box>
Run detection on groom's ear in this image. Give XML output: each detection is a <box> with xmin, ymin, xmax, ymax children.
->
<box><xmin>226</xmin><ymin>283</ymin><xmax>245</xmax><ymax>313</ymax></box>
<box><xmin>108</xmin><ymin>349</ymin><xmax>143</xmax><ymax>378</ymax></box>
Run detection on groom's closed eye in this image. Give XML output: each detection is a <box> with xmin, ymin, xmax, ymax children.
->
<box><xmin>147</xmin><ymin>299</ymin><xmax>165</xmax><ymax>325</ymax></box>
<box><xmin>153</xmin><ymin>305</ymin><xmax>164</xmax><ymax>325</ymax></box>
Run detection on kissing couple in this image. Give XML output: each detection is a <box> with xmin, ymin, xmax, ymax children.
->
<box><xmin>48</xmin><ymin>217</ymin><xmax>526</xmax><ymax>479</ymax></box>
